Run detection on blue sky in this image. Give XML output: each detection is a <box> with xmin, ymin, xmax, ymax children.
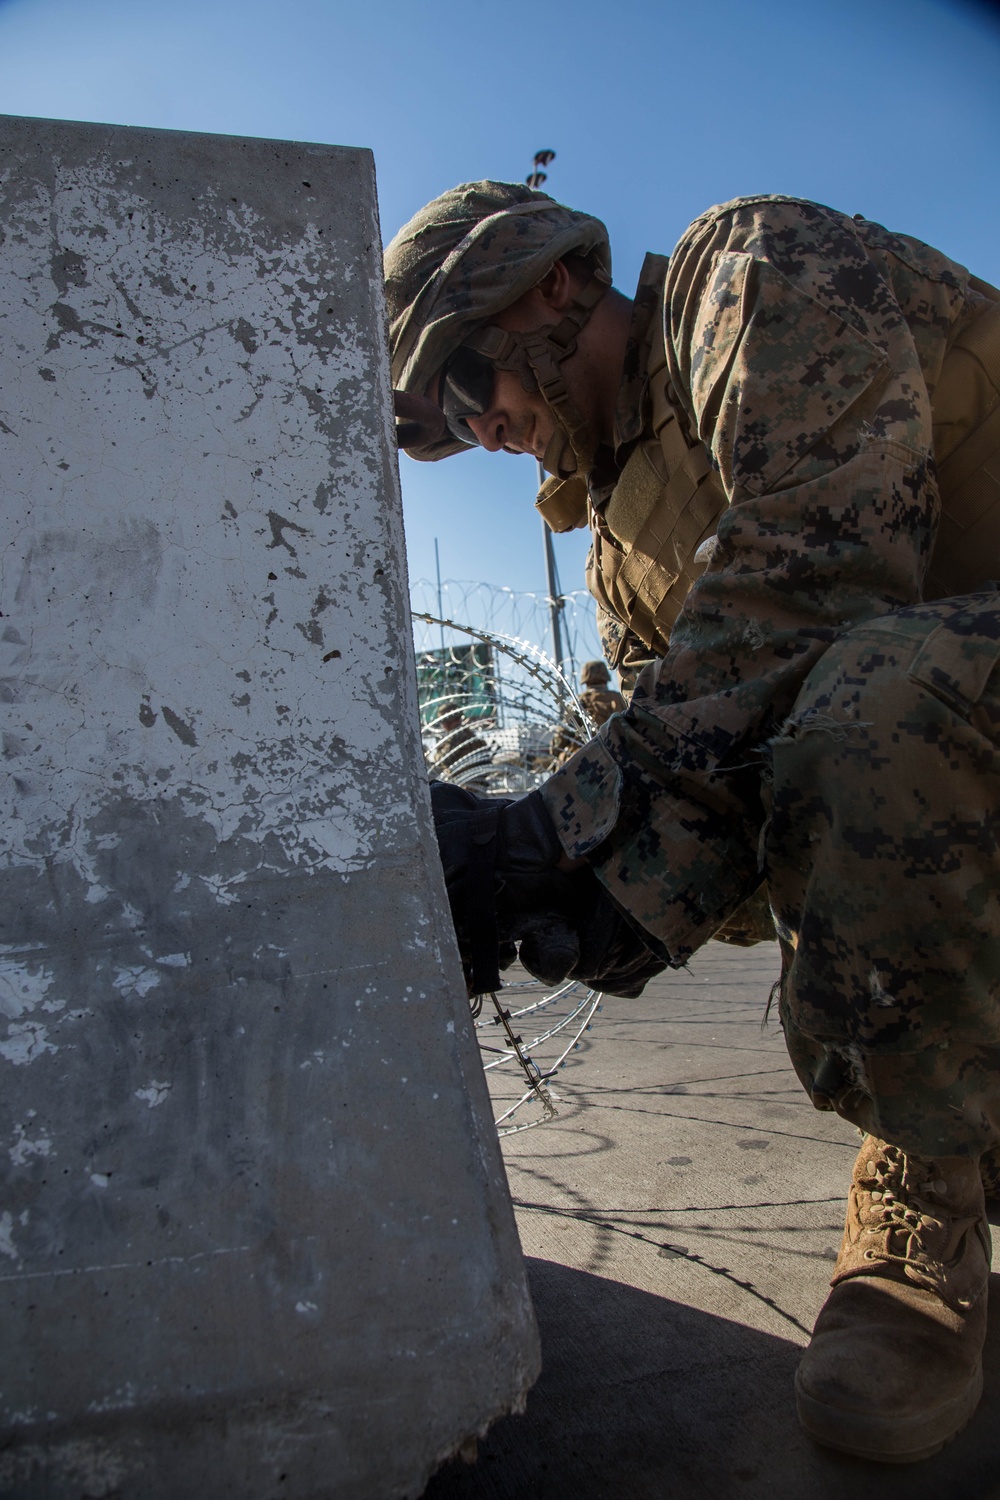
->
<box><xmin>1</xmin><ymin>0</ymin><xmax>999</xmax><ymax>618</ymax></box>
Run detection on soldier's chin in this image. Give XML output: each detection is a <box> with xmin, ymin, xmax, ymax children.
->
<box><xmin>541</xmin><ymin>427</ymin><xmax>579</xmax><ymax>478</ymax></box>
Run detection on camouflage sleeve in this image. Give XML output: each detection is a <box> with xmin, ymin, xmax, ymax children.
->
<box><xmin>542</xmin><ymin>196</ymin><xmax>963</xmax><ymax>961</ymax></box>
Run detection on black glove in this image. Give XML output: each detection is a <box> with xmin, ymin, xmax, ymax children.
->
<box><xmin>430</xmin><ymin>781</ymin><xmax>667</xmax><ymax>999</ymax></box>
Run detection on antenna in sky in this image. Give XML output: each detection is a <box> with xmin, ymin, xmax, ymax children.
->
<box><xmin>525</xmin><ymin>149</ymin><xmax>555</xmax><ymax>189</ymax></box>
<box><xmin>524</xmin><ymin>148</ymin><xmax>566</xmax><ymax>677</ymax></box>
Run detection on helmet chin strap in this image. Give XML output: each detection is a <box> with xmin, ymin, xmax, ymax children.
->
<box><xmin>540</xmin><ymin>425</ymin><xmax>579</xmax><ymax>480</ymax></box>
<box><xmin>464</xmin><ymin>262</ymin><xmax>611</xmax><ymax>478</ymax></box>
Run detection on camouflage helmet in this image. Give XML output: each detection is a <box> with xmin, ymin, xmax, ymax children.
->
<box><xmin>384</xmin><ymin>181</ymin><xmax>611</xmax><ymax>463</ymax></box>
<box><xmin>581</xmin><ymin>659</ymin><xmax>611</xmax><ymax>685</ymax></box>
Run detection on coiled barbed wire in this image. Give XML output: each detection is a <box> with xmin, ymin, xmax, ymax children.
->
<box><xmin>477</xmin><ymin>980</ymin><xmax>603</xmax><ymax>1134</ymax></box>
<box><xmin>411</xmin><ymin>581</ymin><xmax>609</xmax><ymax>1131</ymax></box>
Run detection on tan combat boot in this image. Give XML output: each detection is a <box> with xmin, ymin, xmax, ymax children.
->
<box><xmin>795</xmin><ymin>1135</ymin><xmax>991</xmax><ymax>1463</ymax></box>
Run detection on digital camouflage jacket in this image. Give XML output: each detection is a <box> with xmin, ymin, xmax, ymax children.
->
<box><xmin>540</xmin><ymin>194</ymin><xmax>998</xmax><ymax>961</ymax></box>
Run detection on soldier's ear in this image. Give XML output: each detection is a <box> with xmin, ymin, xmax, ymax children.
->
<box><xmin>534</xmin><ymin>259</ymin><xmax>574</xmax><ymax>312</ymax></box>
<box><xmin>493</xmin><ymin>261</ymin><xmax>575</xmax><ymax>333</ymax></box>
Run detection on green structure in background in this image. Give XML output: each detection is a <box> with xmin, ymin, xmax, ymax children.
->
<box><xmin>417</xmin><ymin>641</ymin><xmax>496</xmax><ymax>725</ymax></box>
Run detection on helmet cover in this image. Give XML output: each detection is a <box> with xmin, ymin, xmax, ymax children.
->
<box><xmin>384</xmin><ymin>180</ymin><xmax>610</xmax><ymax>460</ymax></box>
<box><xmin>581</xmin><ymin>659</ymin><xmax>611</xmax><ymax>685</ymax></box>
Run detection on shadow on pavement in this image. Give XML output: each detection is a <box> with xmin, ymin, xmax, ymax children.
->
<box><xmin>423</xmin><ymin>1259</ymin><xmax>1000</xmax><ymax>1500</ymax></box>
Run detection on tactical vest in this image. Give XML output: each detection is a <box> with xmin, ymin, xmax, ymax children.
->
<box><xmin>587</xmin><ymin>330</ymin><xmax>724</xmax><ymax>663</ymax></box>
<box><xmin>538</xmin><ymin>278</ymin><xmax>1000</xmax><ymax>669</ymax></box>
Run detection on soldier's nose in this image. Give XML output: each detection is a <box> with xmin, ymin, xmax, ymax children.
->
<box><xmin>467</xmin><ymin>411</ymin><xmax>506</xmax><ymax>452</ymax></box>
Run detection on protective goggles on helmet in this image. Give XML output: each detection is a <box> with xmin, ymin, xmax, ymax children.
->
<box><xmin>439</xmin><ymin>345</ymin><xmax>496</xmax><ymax>446</ymax></box>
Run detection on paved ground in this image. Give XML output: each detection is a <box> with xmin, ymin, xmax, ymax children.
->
<box><xmin>423</xmin><ymin>940</ymin><xmax>1000</xmax><ymax>1500</ymax></box>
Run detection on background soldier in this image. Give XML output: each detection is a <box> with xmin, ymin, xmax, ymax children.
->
<box><xmin>578</xmin><ymin>658</ymin><xmax>626</xmax><ymax>726</ymax></box>
<box><xmin>385</xmin><ymin>182</ymin><xmax>1000</xmax><ymax>1463</ymax></box>
<box><xmin>550</xmin><ymin>658</ymin><xmax>626</xmax><ymax>767</ymax></box>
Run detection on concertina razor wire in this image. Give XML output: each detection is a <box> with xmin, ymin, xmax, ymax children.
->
<box><xmin>410</xmin><ymin>579</ymin><xmax>608</xmax><ymax>1133</ymax></box>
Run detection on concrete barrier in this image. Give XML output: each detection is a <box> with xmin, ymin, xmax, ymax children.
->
<box><xmin>0</xmin><ymin>115</ymin><xmax>538</xmax><ymax>1498</ymax></box>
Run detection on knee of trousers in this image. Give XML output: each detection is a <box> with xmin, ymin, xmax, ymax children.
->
<box><xmin>763</xmin><ymin>591</ymin><xmax>1000</xmax><ymax>1158</ymax></box>
<box><xmin>767</xmin><ymin>593</ymin><xmax>1000</xmax><ymax>857</ymax></box>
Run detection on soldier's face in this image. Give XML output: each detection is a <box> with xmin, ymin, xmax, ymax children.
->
<box><xmin>440</xmin><ymin>264</ymin><xmax>577</xmax><ymax>458</ymax></box>
<box><xmin>459</xmin><ymin>365</ymin><xmax>557</xmax><ymax>459</ymax></box>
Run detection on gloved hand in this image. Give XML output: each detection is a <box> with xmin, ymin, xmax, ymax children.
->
<box><xmin>430</xmin><ymin>781</ymin><xmax>667</xmax><ymax>999</ymax></box>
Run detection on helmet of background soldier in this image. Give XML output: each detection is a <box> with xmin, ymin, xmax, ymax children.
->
<box><xmin>384</xmin><ymin>180</ymin><xmax>611</xmax><ymax>466</ymax></box>
<box><xmin>580</xmin><ymin>660</ymin><xmax>611</xmax><ymax>686</ymax></box>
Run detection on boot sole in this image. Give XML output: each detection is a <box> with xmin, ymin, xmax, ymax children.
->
<box><xmin>794</xmin><ymin>1360</ymin><xmax>983</xmax><ymax>1464</ymax></box>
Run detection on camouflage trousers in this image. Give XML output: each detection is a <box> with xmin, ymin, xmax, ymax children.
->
<box><xmin>764</xmin><ymin>590</ymin><xmax>1000</xmax><ymax>1159</ymax></box>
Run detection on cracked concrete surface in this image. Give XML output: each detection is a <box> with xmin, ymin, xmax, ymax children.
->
<box><xmin>1</xmin><ymin>116</ymin><xmax>537</xmax><ymax>1499</ymax></box>
<box><xmin>425</xmin><ymin>942</ymin><xmax>1000</xmax><ymax>1500</ymax></box>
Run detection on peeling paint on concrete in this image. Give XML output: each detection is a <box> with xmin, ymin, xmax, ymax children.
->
<box><xmin>0</xmin><ymin>1211</ymin><xmax>20</xmax><ymax>1261</ymax></box>
<box><xmin>133</xmin><ymin>1082</ymin><xmax>172</xmax><ymax>1109</ymax></box>
<box><xmin>0</xmin><ymin>958</ymin><xmax>56</xmax><ymax>1020</ymax></box>
<box><xmin>9</xmin><ymin>1125</ymin><xmax>53</xmax><ymax>1166</ymax></box>
<box><xmin>112</xmin><ymin>966</ymin><xmax>162</xmax><ymax>998</ymax></box>
<box><xmin>0</xmin><ymin>1022</ymin><xmax>57</xmax><ymax>1066</ymax></box>
<box><xmin>0</xmin><ymin>115</ymin><xmax>537</xmax><ymax>1500</ymax></box>
<box><xmin>1</xmin><ymin>151</ymin><xmax>415</xmax><ymax>889</ymax></box>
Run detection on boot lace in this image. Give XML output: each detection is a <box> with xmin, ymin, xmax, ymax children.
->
<box><xmin>859</xmin><ymin>1144</ymin><xmax>950</xmax><ymax>1272</ymax></box>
